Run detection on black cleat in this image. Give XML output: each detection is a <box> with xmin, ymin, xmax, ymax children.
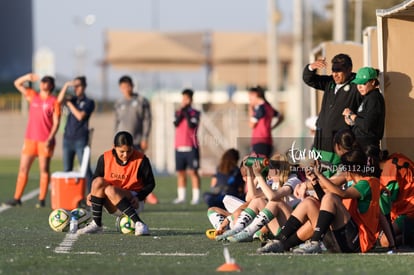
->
<box><xmin>3</xmin><ymin>198</ymin><xmax>22</xmax><ymax>207</ymax></box>
<box><xmin>35</xmin><ymin>200</ymin><xmax>46</xmax><ymax>208</ymax></box>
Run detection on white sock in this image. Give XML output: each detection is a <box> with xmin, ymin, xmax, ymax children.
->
<box><xmin>177</xmin><ymin>187</ymin><xmax>186</xmax><ymax>201</ymax></box>
<box><xmin>192</xmin><ymin>188</ymin><xmax>200</xmax><ymax>202</ymax></box>
<box><xmin>207</xmin><ymin>210</ymin><xmax>225</xmax><ymax>229</ymax></box>
<box><xmin>232</xmin><ymin>208</ymin><xmax>256</xmax><ymax>232</ymax></box>
<box><xmin>243</xmin><ymin>209</ymin><xmax>273</xmax><ymax>235</ymax></box>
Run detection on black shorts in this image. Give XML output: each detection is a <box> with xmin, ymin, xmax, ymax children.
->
<box><xmin>175</xmin><ymin>148</ymin><xmax>200</xmax><ymax>171</ymax></box>
<box><xmin>252</xmin><ymin>143</ymin><xmax>273</xmax><ymax>158</ymax></box>
<box><xmin>333</xmin><ymin>218</ymin><xmax>361</xmax><ymax>253</ymax></box>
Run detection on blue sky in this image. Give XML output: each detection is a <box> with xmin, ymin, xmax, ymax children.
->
<box><xmin>33</xmin><ymin>0</ymin><xmax>328</xmax><ymax>99</ymax></box>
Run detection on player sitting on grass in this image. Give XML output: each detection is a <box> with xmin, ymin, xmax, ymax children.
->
<box><xmin>223</xmin><ymin>153</ymin><xmax>304</xmax><ymax>242</ymax></box>
<box><xmin>207</xmin><ymin>154</ymin><xmax>269</xmax><ymax>238</ymax></box>
<box><xmin>259</xmin><ymin>150</ymin><xmax>381</xmax><ymax>254</ymax></box>
<box><xmin>215</xmin><ymin>153</ymin><xmax>302</xmax><ymax>241</ymax></box>
<box><xmin>379</xmin><ymin>152</ymin><xmax>414</xmax><ymax>248</ymax></box>
<box><xmin>77</xmin><ymin>131</ymin><xmax>155</xmax><ymax>235</ymax></box>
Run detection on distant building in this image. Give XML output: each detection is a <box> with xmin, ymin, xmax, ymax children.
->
<box><xmin>0</xmin><ymin>0</ymin><xmax>33</xmax><ymax>86</ymax></box>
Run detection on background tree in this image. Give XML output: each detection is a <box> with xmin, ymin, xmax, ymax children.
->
<box><xmin>312</xmin><ymin>0</ymin><xmax>403</xmax><ymax>47</ymax></box>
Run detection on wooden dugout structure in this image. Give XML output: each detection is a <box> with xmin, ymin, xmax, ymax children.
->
<box><xmin>377</xmin><ymin>0</ymin><xmax>414</xmax><ymax>159</ymax></box>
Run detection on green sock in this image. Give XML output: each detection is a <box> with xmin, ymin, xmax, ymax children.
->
<box><xmin>243</xmin><ymin>208</ymin><xmax>274</xmax><ymax>235</ymax></box>
<box><xmin>207</xmin><ymin>209</ymin><xmax>225</xmax><ymax>229</ymax></box>
<box><xmin>233</xmin><ymin>208</ymin><xmax>256</xmax><ymax>231</ymax></box>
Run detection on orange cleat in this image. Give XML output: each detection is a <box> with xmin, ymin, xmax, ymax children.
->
<box><xmin>145</xmin><ymin>193</ymin><xmax>159</xmax><ymax>205</ymax></box>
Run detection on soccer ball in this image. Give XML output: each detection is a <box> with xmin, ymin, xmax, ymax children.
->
<box><xmin>49</xmin><ymin>208</ymin><xmax>70</xmax><ymax>232</ymax></box>
<box><xmin>116</xmin><ymin>215</ymin><xmax>135</xmax><ymax>234</ymax></box>
<box><xmin>70</xmin><ymin>208</ymin><xmax>92</xmax><ymax>229</ymax></box>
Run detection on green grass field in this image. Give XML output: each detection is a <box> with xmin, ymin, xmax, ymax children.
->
<box><xmin>1</xmin><ymin>158</ymin><xmax>414</xmax><ymax>274</ymax></box>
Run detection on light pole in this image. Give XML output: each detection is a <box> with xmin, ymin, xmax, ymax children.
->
<box><xmin>74</xmin><ymin>14</ymin><xmax>96</xmax><ymax>75</ymax></box>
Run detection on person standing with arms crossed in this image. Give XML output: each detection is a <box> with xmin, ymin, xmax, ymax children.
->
<box><xmin>4</xmin><ymin>73</ymin><xmax>61</xmax><ymax>208</ymax></box>
<box><xmin>114</xmin><ymin>75</ymin><xmax>158</xmax><ymax>204</ymax></box>
<box><xmin>173</xmin><ymin>89</ymin><xmax>201</xmax><ymax>205</ymax></box>
<box><xmin>248</xmin><ymin>86</ymin><xmax>282</xmax><ymax>158</ymax></box>
<box><xmin>58</xmin><ymin>76</ymin><xmax>95</xmax><ymax>193</ymax></box>
<box><xmin>303</xmin><ymin>54</ymin><xmax>362</xmax><ymax>176</ymax></box>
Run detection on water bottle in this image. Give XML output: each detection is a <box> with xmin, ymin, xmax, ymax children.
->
<box><xmin>244</xmin><ymin>157</ymin><xmax>269</xmax><ymax>167</ymax></box>
<box><xmin>69</xmin><ymin>216</ymin><xmax>78</xmax><ymax>234</ymax></box>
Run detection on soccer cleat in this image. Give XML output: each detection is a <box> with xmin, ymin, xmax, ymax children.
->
<box><xmin>135</xmin><ymin>221</ymin><xmax>150</xmax><ymax>236</ymax></box>
<box><xmin>172</xmin><ymin>198</ymin><xmax>185</xmax><ymax>204</ymax></box>
<box><xmin>77</xmin><ymin>220</ymin><xmax>103</xmax><ymax>234</ymax></box>
<box><xmin>215</xmin><ymin>228</ymin><xmax>240</xmax><ymax>241</ymax></box>
<box><xmin>35</xmin><ymin>200</ymin><xmax>45</xmax><ymax>208</ymax></box>
<box><xmin>205</xmin><ymin>229</ymin><xmax>217</xmax><ymax>240</ymax></box>
<box><xmin>3</xmin><ymin>198</ymin><xmax>22</xmax><ymax>207</ymax></box>
<box><xmin>227</xmin><ymin>230</ymin><xmax>254</xmax><ymax>243</ymax></box>
<box><xmin>257</xmin><ymin>239</ymin><xmax>285</xmax><ymax>254</ymax></box>
<box><xmin>190</xmin><ymin>199</ymin><xmax>200</xmax><ymax>205</ymax></box>
<box><xmin>145</xmin><ymin>193</ymin><xmax>159</xmax><ymax>205</ymax></box>
<box><xmin>292</xmin><ymin>241</ymin><xmax>322</xmax><ymax>254</ymax></box>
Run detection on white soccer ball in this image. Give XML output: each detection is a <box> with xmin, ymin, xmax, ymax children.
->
<box><xmin>70</xmin><ymin>207</ymin><xmax>92</xmax><ymax>229</ymax></box>
<box><xmin>49</xmin><ymin>208</ymin><xmax>70</xmax><ymax>232</ymax></box>
<box><xmin>116</xmin><ymin>215</ymin><xmax>135</xmax><ymax>234</ymax></box>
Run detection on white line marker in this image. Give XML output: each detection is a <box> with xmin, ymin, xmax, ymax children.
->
<box><xmin>54</xmin><ymin>233</ymin><xmax>79</xmax><ymax>254</ymax></box>
<box><xmin>73</xmin><ymin>251</ymin><xmax>102</xmax><ymax>255</ymax></box>
<box><xmin>151</xmin><ymin>227</ymin><xmax>194</xmax><ymax>231</ymax></box>
<box><xmin>0</xmin><ymin>188</ymin><xmax>39</xmax><ymax>213</ymax></box>
<box><xmin>138</xmin><ymin>252</ymin><xmax>208</xmax><ymax>257</ymax></box>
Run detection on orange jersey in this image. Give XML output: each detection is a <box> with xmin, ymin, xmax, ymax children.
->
<box><xmin>381</xmin><ymin>153</ymin><xmax>414</xmax><ymax>220</ymax></box>
<box><xmin>103</xmin><ymin>149</ymin><xmax>144</xmax><ymax>192</ymax></box>
<box><xmin>343</xmin><ymin>177</ymin><xmax>381</xmax><ymax>253</ymax></box>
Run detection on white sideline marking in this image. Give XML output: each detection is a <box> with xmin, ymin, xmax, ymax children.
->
<box><xmin>151</xmin><ymin>227</ymin><xmax>194</xmax><ymax>231</ymax></box>
<box><xmin>139</xmin><ymin>252</ymin><xmax>208</xmax><ymax>257</ymax></box>
<box><xmin>0</xmin><ymin>188</ymin><xmax>39</xmax><ymax>213</ymax></box>
<box><xmin>54</xmin><ymin>233</ymin><xmax>79</xmax><ymax>254</ymax></box>
<box><xmin>73</xmin><ymin>251</ymin><xmax>102</xmax><ymax>255</ymax></box>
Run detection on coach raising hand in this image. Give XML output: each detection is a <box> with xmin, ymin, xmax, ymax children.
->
<box><xmin>303</xmin><ymin>54</ymin><xmax>362</xmax><ymax>176</ymax></box>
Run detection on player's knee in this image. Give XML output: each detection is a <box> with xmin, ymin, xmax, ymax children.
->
<box><xmin>91</xmin><ymin>177</ymin><xmax>106</xmax><ymax>191</ymax></box>
<box><xmin>103</xmin><ymin>184</ymin><xmax>118</xmax><ymax>200</ymax></box>
<box><xmin>322</xmin><ymin>192</ymin><xmax>338</xmax><ymax>202</ymax></box>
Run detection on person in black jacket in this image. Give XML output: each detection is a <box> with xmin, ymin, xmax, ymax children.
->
<box><xmin>343</xmin><ymin>67</ymin><xmax>385</xmax><ymax>159</ymax></box>
<box><xmin>303</xmin><ymin>54</ymin><xmax>362</xmax><ymax>176</ymax></box>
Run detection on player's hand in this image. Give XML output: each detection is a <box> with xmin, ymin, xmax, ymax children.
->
<box><xmin>27</xmin><ymin>73</ymin><xmax>39</xmax><ymax>82</ymax></box>
<box><xmin>309</xmin><ymin>58</ymin><xmax>327</xmax><ymax>70</ymax></box>
<box><xmin>305</xmin><ymin>167</ymin><xmax>316</xmax><ymax>181</ymax></box>
<box><xmin>252</xmin><ymin>160</ymin><xmax>263</xmax><ymax>177</ymax></box>
<box><xmin>64</xmin><ymin>80</ymin><xmax>75</xmax><ymax>87</ymax></box>
<box><xmin>86</xmin><ymin>193</ymin><xmax>92</xmax><ymax>207</ymax></box>
<box><xmin>313</xmin><ymin>160</ymin><xmax>322</xmax><ymax>176</ymax></box>
<box><xmin>294</xmin><ymin>182</ymin><xmax>307</xmax><ymax>200</ymax></box>
<box><xmin>342</xmin><ymin>108</ymin><xmax>352</xmax><ymax>116</ymax></box>
<box><xmin>140</xmin><ymin>140</ymin><xmax>148</xmax><ymax>152</ymax></box>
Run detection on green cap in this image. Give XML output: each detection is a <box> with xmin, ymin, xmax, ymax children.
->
<box><xmin>352</xmin><ymin>67</ymin><xmax>378</xmax><ymax>84</ymax></box>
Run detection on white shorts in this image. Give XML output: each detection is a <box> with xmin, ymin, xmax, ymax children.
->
<box><xmin>223</xmin><ymin>195</ymin><xmax>245</xmax><ymax>213</ymax></box>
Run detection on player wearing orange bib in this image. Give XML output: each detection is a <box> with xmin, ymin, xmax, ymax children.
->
<box><xmin>380</xmin><ymin>153</ymin><xmax>414</xmax><ymax>246</ymax></box>
<box><xmin>3</xmin><ymin>73</ymin><xmax>61</xmax><ymax>208</ymax></box>
<box><xmin>77</xmin><ymin>131</ymin><xmax>155</xmax><ymax>235</ymax></box>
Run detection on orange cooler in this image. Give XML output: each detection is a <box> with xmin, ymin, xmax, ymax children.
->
<box><xmin>50</xmin><ymin>171</ymin><xmax>86</xmax><ymax>210</ymax></box>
